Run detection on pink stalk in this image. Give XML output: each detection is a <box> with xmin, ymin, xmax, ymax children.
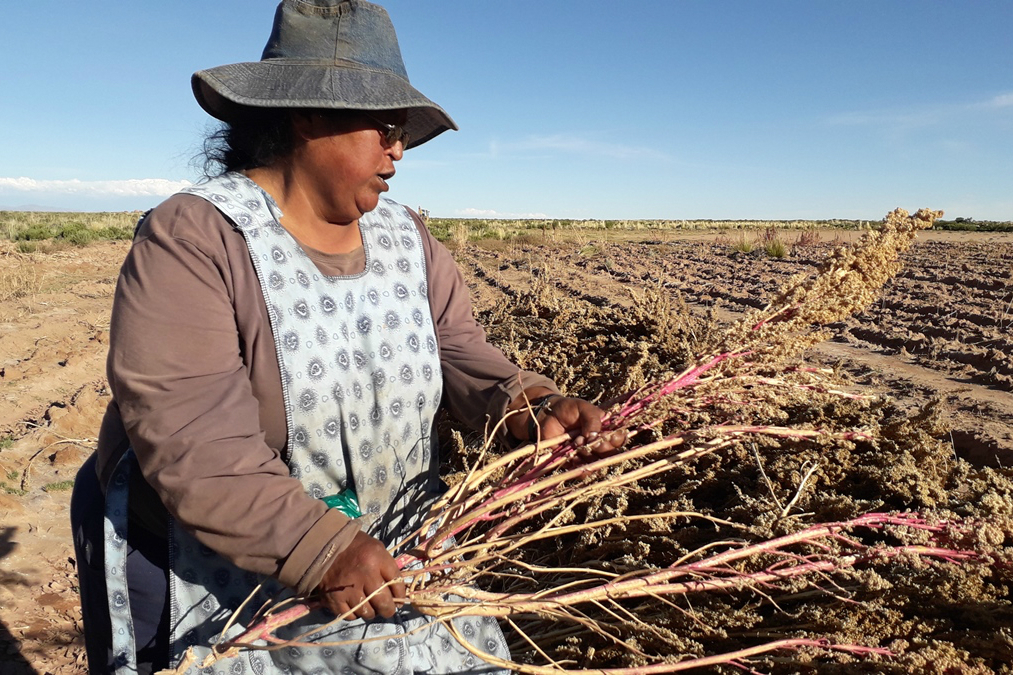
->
<box><xmin>609</xmin><ymin>351</ymin><xmax>750</xmax><ymax>422</ymax></box>
<box><xmin>198</xmin><ymin>602</ymin><xmax>316</xmax><ymax>666</ymax></box>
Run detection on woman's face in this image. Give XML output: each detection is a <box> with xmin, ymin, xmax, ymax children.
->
<box><xmin>292</xmin><ymin>110</ymin><xmax>407</xmax><ymax>224</ymax></box>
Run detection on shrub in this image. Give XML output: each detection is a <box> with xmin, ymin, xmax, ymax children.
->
<box><xmin>764</xmin><ymin>237</ymin><xmax>789</xmax><ymax>258</ymax></box>
<box><xmin>2</xmin><ymin>211</ymin><xmax>139</xmax><ymax>246</ymax></box>
<box><xmin>449</xmin><ymin>222</ymin><xmax>469</xmax><ymax>249</ymax></box>
<box><xmin>794</xmin><ymin>228</ymin><xmax>821</xmax><ymax>248</ymax></box>
<box><xmin>58</xmin><ymin>222</ymin><xmax>98</xmax><ymax>246</ymax></box>
<box><xmin>731</xmin><ymin>233</ymin><xmax>754</xmax><ymax>253</ymax></box>
<box><xmin>934</xmin><ymin>219</ymin><xmax>1013</xmax><ymax>232</ymax></box>
<box><xmin>13</xmin><ymin>224</ymin><xmax>56</xmax><ymax>241</ymax></box>
<box><xmin>95</xmin><ymin>225</ymin><xmax>135</xmax><ymax>240</ymax></box>
<box><xmin>758</xmin><ymin>227</ymin><xmax>789</xmax><ymax>258</ymax></box>
<box><xmin>426</xmin><ymin>219</ymin><xmax>453</xmax><ymax>242</ymax></box>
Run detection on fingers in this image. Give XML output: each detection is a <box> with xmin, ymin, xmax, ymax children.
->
<box><xmin>322</xmin><ymin>577</ymin><xmax>396</xmax><ymax>620</ymax></box>
<box><xmin>565</xmin><ymin>400</ymin><xmax>628</xmax><ymax>460</ymax></box>
<box><xmin>370</xmin><ymin>547</ymin><xmax>405</xmax><ymax>618</ymax></box>
<box><xmin>334</xmin><ymin>600</ymin><xmax>353</xmax><ymax>619</ymax></box>
<box><xmin>363</xmin><ymin>578</ymin><xmax>399</xmax><ymax>619</ymax></box>
<box><xmin>317</xmin><ymin>531</ymin><xmax>404</xmax><ymax>621</ymax></box>
<box><xmin>355</xmin><ymin>592</ymin><xmax>378</xmax><ymax>620</ymax></box>
<box><xmin>576</xmin><ymin>404</ymin><xmax>602</xmax><ymax>445</ymax></box>
<box><xmin>561</xmin><ymin>399</ymin><xmax>604</xmax><ymax>448</ymax></box>
<box><xmin>386</xmin><ymin>576</ymin><xmax>407</xmax><ymax>605</ymax></box>
<box><xmin>538</xmin><ymin>397</ymin><xmax>587</xmax><ymax>441</ymax></box>
<box><xmin>595</xmin><ymin>428</ymin><xmax>628</xmax><ymax>452</ymax></box>
<box><xmin>319</xmin><ymin>589</ymin><xmax>355</xmax><ymax>620</ymax></box>
<box><xmin>358</xmin><ymin>549</ymin><xmax>402</xmax><ymax>619</ymax></box>
<box><xmin>539</xmin><ymin>398</ymin><xmax>626</xmax><ymax>461</ymax></box>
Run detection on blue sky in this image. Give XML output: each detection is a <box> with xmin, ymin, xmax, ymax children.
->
<box><xmin>2</xmin><ymin>1</ymin><xmax>1011</xmax><ymax>220</ymax></box>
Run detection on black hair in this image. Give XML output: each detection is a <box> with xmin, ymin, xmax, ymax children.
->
<box><xmin>199</xmin><ymin>108</ymin><xmax>297</xmax><ymax>178</ymax></box>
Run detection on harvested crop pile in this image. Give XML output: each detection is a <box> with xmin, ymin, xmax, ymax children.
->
<box><xmin>482</xmin><ymin>269</ymin><xmax>710</xmax><ymax>401</ymax></box>
<box><xmin>427</xmin><ymin>208</ymin><xmax>1013</xmax><ymax>672</ymax></box>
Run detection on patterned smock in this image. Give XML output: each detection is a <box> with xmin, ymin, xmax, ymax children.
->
<box><xmin>102</xmin><ymin>173</ymin><xmax>508</xmax><ymax>674</ymax></box>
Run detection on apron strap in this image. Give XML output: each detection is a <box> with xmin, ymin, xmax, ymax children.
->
<box><xmin>103</xmin><ymin>448</ymin><xmax>139</xmax><ymax>673</ymax></box>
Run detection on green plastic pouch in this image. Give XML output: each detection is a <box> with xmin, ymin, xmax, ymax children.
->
<box><xmin>321</xmin><ymin>490</ymin><xmax>362</xmax><ymax>518</ymax></box>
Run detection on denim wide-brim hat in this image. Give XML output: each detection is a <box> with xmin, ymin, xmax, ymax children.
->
<box><xmin>192</xmin><ymin>0</ymin><xmax>457</xmax><ymax>149</ymax></box>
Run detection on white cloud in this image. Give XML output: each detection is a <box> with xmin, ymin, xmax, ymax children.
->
<box><xmin>982</xmin><ymin>92</ymin><xmax>1013</xmax><ymax>109</ymax></box>
<box><xmin>826</xmin><ymin>91</ymin><xmax>1013</xmax><ymax>129</ymax></box>
<box><xmin>824</xmin><ymin>109</ymin><xmax>941</xmax><ymax>129</ymax></box>
<box><xmin>454</xmin><ymin>207</ymin><xmax>550</xmax><ymax>219</ymax></box>
<box><xmin>456</xmin><ymin>208</ymin><xmax>500</xmax><ymax>217</ymax></box>
<box><xmin>0</xmin><ymin>177</ymin><xmax>192</xmax><ymax>197</ymax></box>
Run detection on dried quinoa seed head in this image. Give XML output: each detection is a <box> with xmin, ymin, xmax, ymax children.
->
<box><xmin>714</xmin><ymin>208</ymin><xmax>942</xmax><ymax>360</ymax></box>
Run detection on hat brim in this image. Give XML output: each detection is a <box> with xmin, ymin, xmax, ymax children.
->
<box><xmin>192</xmin><ymin>60</ymin><xmax>458</xmax><ymax>149</ymax></box>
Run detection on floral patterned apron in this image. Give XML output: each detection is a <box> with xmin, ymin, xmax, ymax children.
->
<box><xmin>104</xmin><ymin>174</ymin><xmax>507</xmax><ymax>674</ymax></box>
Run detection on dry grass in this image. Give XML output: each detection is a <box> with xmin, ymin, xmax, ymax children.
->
<box><xmin>732</xmin><ymin>232</ymin><xmax>754</xmax><ymax>253</ymax></box>
<box><xmin>0</xmin><ymin>211</ymin><xmax>136</xmax><ymax>257</ymax></box>
<box><xmin>717</xmin><ymin>229</ymin><xmax>790</xmax><ymax>257</ymax></box>
<box><xmin>448</xmin><ymin>221</ymin><xmax>470</xmax><ymax>250</ymax></box>
<box><xmin>758</xmin><ymin>227</ymin><xmax>789</xmax><ymax>258</ymax></box>
<box><xmin>0</xmin><ymin>210</ymin><xmax>138</xmax><ymax>240</ymax></box>
<box><xmin>0</xmin><ymin>246</ymin><xmax>41</xmax><ymax>316</ymax></box>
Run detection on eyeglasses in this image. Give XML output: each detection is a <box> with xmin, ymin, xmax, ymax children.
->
<box><xmin>363</xmin><ymin>112</ymin><xmax>410</xmax><ymax>149</ymax></box>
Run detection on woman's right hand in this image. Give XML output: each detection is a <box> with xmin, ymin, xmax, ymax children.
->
<box><xmin>316</xmin><ymin>530</ymin><xmax>405</xmax><ymax>620</ymax></box>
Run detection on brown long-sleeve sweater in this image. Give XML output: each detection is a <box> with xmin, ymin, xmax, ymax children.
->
<box><xmin>95</xmin><ymin>193</ymin><xmax>556</xmax><ymax>595</ymax></box>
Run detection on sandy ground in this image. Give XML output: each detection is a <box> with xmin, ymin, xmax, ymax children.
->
<box><xmin>1</xmin><ymin>241</ymin><xmax>127</xmax><ymax>674</ymax></box>
<box><xmin>0</xmin><ymin>228</ymin><xmax>1010</xmax><ymax>673</ymax></box>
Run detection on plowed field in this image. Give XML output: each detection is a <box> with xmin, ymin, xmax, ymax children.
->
<box><xmin>456</xmin><ymin>230</ymin><xmax>1013</xmax><ymax>466</ymax></box>
<box><xmin>0</xmin><ymin>227</ymin><xmax>1010</xmax><ymax>673</ymax></box>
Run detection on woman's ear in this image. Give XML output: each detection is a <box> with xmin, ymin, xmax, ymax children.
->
<box><xmin>289</xmin><ymin>110</ymin><xmax>320</xmax><ymax>141</ymax></box>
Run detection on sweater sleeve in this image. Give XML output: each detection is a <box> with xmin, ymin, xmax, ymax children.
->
<box><xmin>412</xmin><ymin>212</ymin><xmax>559</xmax><ymax>434</ymax></box>
<box><xmin>107</xmin><ymin>196</ymin><xmax>357</xmax><ymax>593</ymax></box>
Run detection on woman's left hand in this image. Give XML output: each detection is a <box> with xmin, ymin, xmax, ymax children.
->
<box><xmin>506</xmin><ymin>389</ymin><xmax>627</xmax><ymax>461</ymax></box>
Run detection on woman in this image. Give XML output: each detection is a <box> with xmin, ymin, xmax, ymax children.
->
<box><xmin>70</xmin><ymin>1</ymin><xmax>624</xmax><ymax>673</ymax></box>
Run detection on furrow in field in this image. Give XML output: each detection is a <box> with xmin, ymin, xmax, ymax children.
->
<box><xmin>452</xmin><ymin>235</ymin><xmax>1013</xmax><ymax>463</ymax></box>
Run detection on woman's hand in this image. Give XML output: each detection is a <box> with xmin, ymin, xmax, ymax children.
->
<box><xmin>316</xmin><ymin>530</ymin><xmax>405</xmax><ymax>621</ymax></box>
<box><xmin>506</xmin><ymin>388</ymin><xmax>628</xmax><ymax>461</ymax></box>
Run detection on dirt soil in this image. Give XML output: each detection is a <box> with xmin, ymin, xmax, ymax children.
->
<box><xmin>1</xmin><ymin>241</ymin><xmax>128</xmax><ymax>674</ymax></box>
<box><xmin>1</xmin><ymin>228</ymin><xmax>1011</xmax><ymax>673</ymax></box>
<box><xmin>454</xmin><ymin>229</ymin><xmax>1013</xmax><ymax>467</ymax></box>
